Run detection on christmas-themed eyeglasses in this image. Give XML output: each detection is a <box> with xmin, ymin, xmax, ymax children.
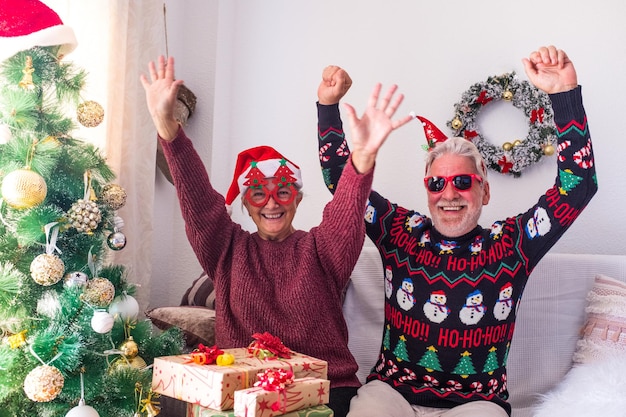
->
<box><xmin>423</xmin><ymin>174</ymin><xmax>483</xmax><ymax>193</ymax></box>
<box><xmin>244</xmin><ymin>184</ymin><xmax>298</xmax><ymax>207</ymax></box>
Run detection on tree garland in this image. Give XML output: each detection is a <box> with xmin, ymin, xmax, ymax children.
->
<box><xmin>447</xmin><ymin>72</ymin><xmax>557</xmax><ymax>177</ymax></box>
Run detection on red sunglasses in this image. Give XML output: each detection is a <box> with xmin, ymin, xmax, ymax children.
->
<box><xmin>423</xmin><ymin>174</ymin><xmax>483</xmax><ymax>193</ymax></box>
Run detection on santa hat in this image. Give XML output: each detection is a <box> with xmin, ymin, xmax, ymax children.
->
<box><xmin>225</xmin><ymin>146</ymin><xmax>303</xmax><ymax>208</ymax></box>
<box><xmin>0</xmin><ymin>0</ymin><xmax>77</xmax><ymax>63</ymax></box>
<box><xmin>410</xmin><ymin>113</ymin><xmax>448</xmax><ymax>150</ymax></box>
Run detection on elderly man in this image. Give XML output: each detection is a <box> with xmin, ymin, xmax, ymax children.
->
<box><xmin>316</xmin><ymin>45</ymin><xmax>597</xmax><ymax>417</ymax></box>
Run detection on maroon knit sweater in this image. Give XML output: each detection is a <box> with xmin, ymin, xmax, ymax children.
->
<box><xmin>160</xmin><ymin>128</ymin><xmax>373</xmax><ymax>389</ymax></box>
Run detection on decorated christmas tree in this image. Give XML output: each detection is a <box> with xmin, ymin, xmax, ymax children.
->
<box><xmin>0</xmin><ymin>2</ymin><xmax>183</xmax><ymax>416</ymax></box>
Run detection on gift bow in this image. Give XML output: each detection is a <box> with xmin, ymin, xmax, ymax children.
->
<box><xmin>248</xmin><ymin>332</ymin><xmax>292</xmax><ymax>359</ymax></box>
<box><xmin>254</xmin><ymin>368</ymin><xmax>294</xmax><ymax>412</ymax></box>
<box><xmin>189</xmin><ymin>344</ymin><xmax>224</xmax><ymax>365</ymax></box>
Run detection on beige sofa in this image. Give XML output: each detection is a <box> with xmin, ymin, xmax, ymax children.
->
<box><xmin>345</xmin><ymin>246</ymin><xmax>626</xmax><ymax>417</ymax></box>
<box><xmin>153</xmin><ymin>247</ymin><xmax>626</xmax><ymax>417</ymax></box>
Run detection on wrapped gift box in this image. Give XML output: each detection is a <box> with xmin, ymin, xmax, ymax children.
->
<box><xmin>234</xmin><ymin>377</ymin><xmax>330</xmax><ymax>417</ymax></box>
<box><xmin>152</xmin><ymin>348</ymin><xmax>327</xmax><ymax>410</ymax></box>
<box><xmin>186</xmin><ymin>403</ymin><xmax>334</xmax><ymax>417</ymax></box>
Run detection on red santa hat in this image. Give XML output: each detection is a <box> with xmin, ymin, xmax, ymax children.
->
<box><xmin>0</xmin><ymin>0</ymin><xmax>77</xmax><ymax>63</ymax></box>
<box><xmin>410</xmin><ymin>113</ymin><xmax>448</xmax><ymax>150</ymax></box>
<box><xmin>225</xmin><ymin>146</ymin><xmax>303</xmax><ymax>208</ymax></box>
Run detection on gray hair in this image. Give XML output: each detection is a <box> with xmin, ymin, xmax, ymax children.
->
<box><xmin>424</xmin><ymin>137</ymin><xmax>488</xmax><ymax>179</ymax></box>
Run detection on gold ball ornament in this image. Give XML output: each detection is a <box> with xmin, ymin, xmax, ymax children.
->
<box><xmin>119</xmin><ymin>336</ymin><xmax>139</xmax><ymax>358</ymax></box>
<box><xmin>77</xmin><ymin>100</ymin><xmax>104</xmax><ymax>127</ymax></box>
<box><xmin>513</xmin><ymin>139</ymin><xmax>522</xmax><ymax>147</ymax></box>
<box><xmin>110</xmin><ymin>355</ymin><xmax>147</xmax><ymax>372</ymax></box>
<box><xmin>23</xmin><ymin>364</ymin><xmax>64</xmax><ymax>402</ymax></box>
<box><xmin>543</xmin><ymin>144</ymin><xmax>556</xmax><ymax>156</ymax></box>
<box><xmin>1</xmin><ymin>168</ymin><xmax>47</xmax><ymax>209</ymax></box>
<box><xmin>502</xmin><ymin>142</ymin><xmax>513</xmax><ymax>152</ymax></box>
<box><xmin>451</xmin><ymin>117</ymin><xmax>463</xmax><ymax>130</ymax></box>
<box><xmin>67</xmin><ymin>199</ymin><xmax>102</xmax><ymax>234</ymax></box>
<box><xmin>81</xmin><ymin>277</ymin><xmax>115</xmax><ymax>307</ymax></box>
<box><xmin>101</xmin><ymin>183</ymin><xmax>127</xmax><ymax>210</ymax></box>
<box><xmin>502</xmin><ymin>90</ymin><xmax>514</xmax><ymax>101</ymax></box>
<box><xmin>30</xmin><ymin>253</ymin><xmax>65</xmax><ymax>286</ymax></box>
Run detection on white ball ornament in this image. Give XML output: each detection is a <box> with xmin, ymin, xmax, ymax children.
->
<box><xmin>66</xmin><ymin>403</ymin><xmax>100</xmax><ymax>417</ymax></box>
<box><xmin>64</xmin><ymin>271</ymin><xmax>89</xmax><ymax>288</ymax></box>
<box><xmin>0</xmin><ymin>123</ymin><xmax>12</xmax><ymax>144</ymax></box>
<box><xmin>91</xmin><ymin>309</ymin><xmax>114</xmax><ymax>334</ymax></box>
<box><xmin>108</xmin><ymin>294</ymin><xmax>139</xmax><ymax>321</ymax></box>
<box><xmin>23</xmin><ymin>364</ymin><xmax>64</xmax><ymax>402</ymax></box>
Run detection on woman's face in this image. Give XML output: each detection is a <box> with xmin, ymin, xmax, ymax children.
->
<box><xmin>243</xmin><ymin>181</ymin><xmax>302</xmax><ymax>242</ymax></box>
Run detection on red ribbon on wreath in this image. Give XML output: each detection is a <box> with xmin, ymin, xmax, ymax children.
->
<box><xmin>498</xmin><ymin>155</ymin><xmax>513</xmax><ymax>174</ymax></box>
<box><xmin>254</xmin><ymin>368</ymin><xmax>294</xmax><ymax>412</ymax></box>
<box><xmin>189</xmin><ymin>344</ymin><xmax>224</xmax><ymax>365</ymax></box>
<box><xmin>248</xmin><ymin>332</ymin><xmax>292</xmax><ymax>360</ymax></box>
<box><xmin>530</xmin><ymin>108</ymin><xmax>545</xmax><ymax>123</ymax></box>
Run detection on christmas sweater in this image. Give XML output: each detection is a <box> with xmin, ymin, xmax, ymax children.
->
<box><xmin>159</xmin><ymin>127</ymin><xmax>374</xmax><ymax>389</ymax></box>
<box><xmin>317</xmin><ymin>86</ymin><xmax>597</xmax><ymax>414</ymax></box>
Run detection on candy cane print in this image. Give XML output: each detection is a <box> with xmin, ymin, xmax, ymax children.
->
<box><xmin>487</xmin><ymin>378</ymin><xmax>499</xmax><ymax>394</ymax></box>
<box><xmin>443</xmin><ymin>380</ymin><xmax>462</xmax><ymax>392</ymax></box>
<box><xmin>500</xmin><ymin>373</ymin><xmax>507</xmax><ymax>392</ymax></box>
<box><xmin>557</xmin><ymin>140</ymin><xmax>571</xmax><ymax>162</ymax></box>
<box><xmin>336</xmin><ymin>139</ymin><xmax>349</xmax><ymax>157</ymax></box>
<box><xmin>423</xmin><ymin>374</ymin><xmax>440</xmax><ymax>387</ymax></box>
<box><xmin>385</xmin><ymin>360</ymin><xmax>399</xmax><ymax>377</ymax></box>
<box><xmin>398</xmin><ymin>368</ymin><xmax>417</xmax><ymax>383</ymax></box>
<box><xmin>572</xmin><ymin>138</ymin><xmax>593</xmax><ymax>169</ymax></box>
<box><xmin>469</xmin><ymin>381</ymin><xmax>483</xmax><ymax>393</ymax></box>
<box><xmin>319</xmin><ymin>142</ymin><xmax>331</xmax><ymax>162</ymax></box>
<box><xmin>374</xmin><ymin>353</ymin><xmax>386</xmax><ymax>373</ymax></box>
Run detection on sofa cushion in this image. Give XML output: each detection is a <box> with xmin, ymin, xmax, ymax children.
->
<box><xmin>146</xmin><ymin>305</ymin><xmax>215</xmax><ymax>347</ymax></box>
<box><xmin>572</xmin><ymin>274</ymin><xmax>626</xmax><ymax>363</ymax></box>
<box><xmin>180</xmin><ymin>271</ymin><xmax>216</xmax><ymax>309</ymax></box>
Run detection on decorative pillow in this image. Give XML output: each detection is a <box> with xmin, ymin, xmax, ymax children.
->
<box><xmin>533</xmin><ymin>357</ymin><xmax>626</xmax><ymax>417</ymax></box>
<box><xmin>572</xmin><ymin>274</ymin><xmax>626</xmax><ymax>364</ymax></box>
<box><xmin>146</xmin><ymin>306</ymin><xmax>215</xmax><ymax>347</ymax></box>
<box><xmin>180</xmin><ymin>271</ymin><xmax>216</xmax><ymax>309</ymax></box>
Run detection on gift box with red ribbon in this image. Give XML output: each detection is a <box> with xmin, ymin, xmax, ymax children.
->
<box><xmin>233</xmin><ymin>370</ymin><xmax>330</xmax><ymax>417</ymax></box>
<box><xmin>152</xmin><ymin>347</ymin><xmax>327</xmax><ymax>410</ymax></box>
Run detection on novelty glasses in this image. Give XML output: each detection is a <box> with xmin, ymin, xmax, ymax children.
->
<box><xmin>423</xmin><ymin>174</ymin><xmax>483</xmax><ymax>193</ymax></box>
<box><xmin>244</xmin><ymin>184</ymin><xmax>297</xmax><ymax>207</ymax></box>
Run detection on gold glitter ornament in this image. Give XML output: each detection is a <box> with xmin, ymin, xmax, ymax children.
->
<box><xmin>77</xmin><ymin>100</ymin><xmax>104</xmax><ymax>127</ymax></box>
<box><xmin>119</xmin><ymin>336</ymin><xmax>139</xmax><ymax>358</ymax></box>
<box><xmin>81</xmin><ymin>277</ymin><xmax>115</xmax><ymax>307</ymax></box>
<box><xmin>1</xmin><ymin>168</ymin><xmax>47</xmax><ymax>209</ymax></box>
<box><xmin>67</xmin><ymin>199</ymin><xmax>102</xmax><ymax>234</ymax></box>
<box><xmin>101</xmin><ymin>183</ymin><xmax>127</xmax><ymax>210</ymax></box>
<box><xmin>543</xmin><ymin>144</ymin><xmax>555</xmax><ymax>156</ymax></box>
<box><xmin>7</xmin><ymin>330</ymin><xmax>27</xmax><ymax>349</ymax></box>
<box><xmin>23</xmin><ymin>364</ymin><xmax>64</xmax><ymax>402</ymax></box>
<box><xmin>30</xmin><ymin>253</ymin><xmax>65</xmax><ymax>286</ymax></box>
<box><xmin>110</xmin><ymin>355</ymin><xmax>147</xmax><ymax>372</ymax></box>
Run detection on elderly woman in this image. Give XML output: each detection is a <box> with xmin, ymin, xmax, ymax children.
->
<box><xmin>141</xmin><ymin>56</ymin><xmax>411</xmax><ymax>417</ymax></box>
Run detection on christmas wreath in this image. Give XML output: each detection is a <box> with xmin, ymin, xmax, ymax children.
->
<box><xmin>447</xmin><ymin>72</ymin><xmax>557</xmax><ymax>177</ymax></box>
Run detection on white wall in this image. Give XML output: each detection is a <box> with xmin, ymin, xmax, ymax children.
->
<box><xmin>151</xmin><ymin>0</ymin><xmax>626</xmax><ymax>307</ymax></box>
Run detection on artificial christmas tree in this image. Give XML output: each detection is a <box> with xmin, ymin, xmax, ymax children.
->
<box><xmin>0</xmin><ymin>1</ymin><xmax>183</xmax><ymax>416</ymax></box>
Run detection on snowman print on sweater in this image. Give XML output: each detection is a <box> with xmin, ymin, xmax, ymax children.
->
<box><xmin>385</xmin><ymin>266</ymin><xmax>394</xmax><ymax>299</ymax></box>
<box><xmin>459</xmin><ymin>289</ymin><xmax>487</xmax><ymax>325</ymax></box>
<box><xmin>423</xmin><ymin>290</ymin><xmax>451</xmax><ymax>324</ymax></box>
<box><xmin>493</xmin><ymin>282</ymin><xmax>514</xmax><ymax>321</ymax></box>
<box><xmin>396</xmin><ymin>278</ymin><xmax>416</xmax><ymax>311</ymax></box>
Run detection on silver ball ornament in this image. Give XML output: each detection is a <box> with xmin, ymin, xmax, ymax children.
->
<box><xmin>107</xmin><ymin>231</ymin><xmax>126</xmax><ymax>251</ymax></box>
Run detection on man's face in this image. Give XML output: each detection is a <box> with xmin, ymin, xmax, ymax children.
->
<box><xmin>243</xmin><ymin>181</ymin><xmax>301</xmax><ymax>242</ymax></box>
<box><xmin>426</xmin><ymin>154</ymin><xmax>490</xmax><ymax>238</ymax></box>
